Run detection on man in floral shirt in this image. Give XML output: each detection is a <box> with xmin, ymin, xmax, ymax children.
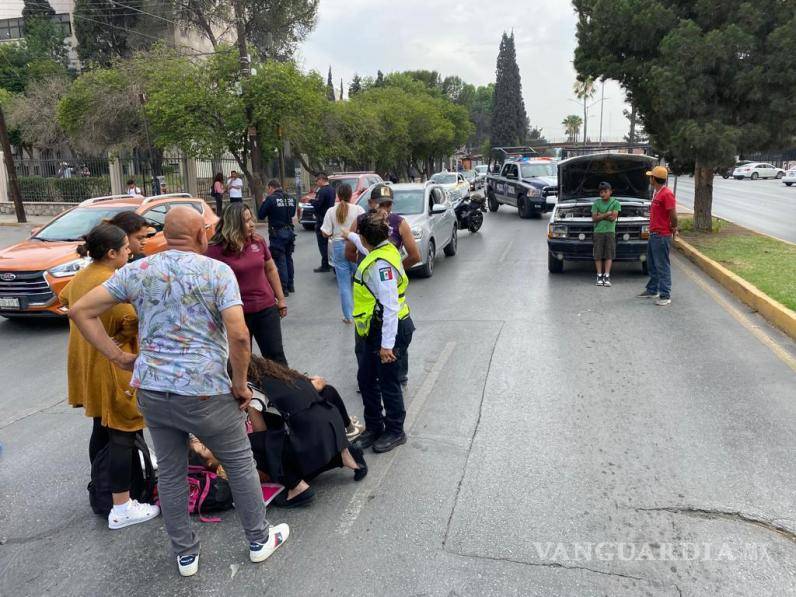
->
<box><xmin>69</xmin><ymin>206</ymin><xmax>289</xmax><ymax>577</ymax></box>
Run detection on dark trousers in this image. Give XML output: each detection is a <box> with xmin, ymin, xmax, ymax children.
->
<box><xmin>245</xmin><ymin>306</ymin><xmax>288</xmax><ymax>366</ymax></box>
<box><xmin>269</xmin><ymin>229</ymin><xmax>295</xmax><ymax>290</ymax></box>
<box><xmin>356</xmin><ymin>317</ymin><xmax>415</xmax><ymax>434</ymax></box>
<box><xmin>211</xmin><ymin>192</ymin><xmax>223</xmax><ymax>216</ymax></box>
<box><xmin>315</xmin><ymin>226</ymin><xmax>329</xmax><ymax>268</ymax></box>
<box><xmin>90</xmin><ymin>417</ymin><xmax>136</xmax><ymax>493</ymax></box>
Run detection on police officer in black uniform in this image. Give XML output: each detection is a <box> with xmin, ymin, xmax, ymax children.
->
<box><xmin>259</xmin><ymin>179</ymin><xmax>297</xmax><ymax>295</ymax></box>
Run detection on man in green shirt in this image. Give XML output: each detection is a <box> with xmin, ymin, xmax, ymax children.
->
<box><xmin>591</xmin><ymin>181</ymin><xmax>622</xmax><ymax>286</ymax></box>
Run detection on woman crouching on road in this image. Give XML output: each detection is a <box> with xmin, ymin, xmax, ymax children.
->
<box><xmin>246</xmin><ymin>355</ymin><xmax>367</xmax><ymax>508</ymax></box>
<box><xmin>108</xmin><ymin>211</ymin><xmax>150</xmax><ymax>261</ymax></box>
<box><xmin>60</xmin><ymin>223</ymin><xmax>160</xmax><ymax>529</ymax></box>
<box><xmin>206</xmin><ymin>203</ymin><xmax>289</xmax><ymax>365</ymax></box>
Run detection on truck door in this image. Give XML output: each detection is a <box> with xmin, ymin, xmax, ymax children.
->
<box><xmin>502</xmin><ymin>163</ymin><xmax>519</xmax><ymax>206</ymax></box>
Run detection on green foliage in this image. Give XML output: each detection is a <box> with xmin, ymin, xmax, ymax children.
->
<box><xmin>22</xmin><ymin>0</ymin><xmax>54</xmax><ymax>19</ymax></box>
<box><xmin>17</xmin><ymin>175</ymin><xmax>110</xmax><ymax>203</ymax></box>
<box><xmin>326</xmin><ymin>66</ymin><xmax>336</xmax><ymax>101</ymax></box>
<box><xmin>491</xmin><ymin>32</ymin><xmax>528</xmax><ymax>147</ymax></box>
<box><xmin>562</xmin><ymin>115</ymin><xmax>583</xmax><ymax>142</ymax></box>
<box><xmin>348</xmin><ymin>74</ymin><xmax>362</xmax><ymax>97</ymax></box>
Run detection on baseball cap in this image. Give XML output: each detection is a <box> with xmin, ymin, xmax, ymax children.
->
<box><xmin>371</xmin><ymin>183</ymin><xmax>394</xmax><ymax>204</ymax></box>
<box><xmin>646</xmin><ymin>165</ymin><xmax>669</xmax><ymax>179</ymax></box>
<box><xmin>598</xmin><ymin>181</ymin><xmax>612</xmax><ymax>190</ymax></box>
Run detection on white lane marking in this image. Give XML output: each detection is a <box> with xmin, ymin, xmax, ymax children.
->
<box><xmin>336</xmin><ymin>341</ymin><xmax>457</xmax><ymax>536</ymax></box>
<box><xmin>674</xmin><ymin>255</ymin><xmax>796</xmax><ymax>373</ymax></box>
<box><xmin>499</xmin><ymin>240</ymin><xmax>514</xmax><ymax>262</ymax></box>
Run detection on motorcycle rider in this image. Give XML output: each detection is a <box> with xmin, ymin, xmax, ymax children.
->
<box><xmin>258</xmin><ymin>179</ymin><xmax>297</xmax><ymax>295</ymax></box>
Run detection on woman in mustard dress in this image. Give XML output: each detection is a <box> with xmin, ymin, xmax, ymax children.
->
<box><xmin>60</xmin><ymin>223</ymin><xmax>160</xmax><ymax>530</ymax></box>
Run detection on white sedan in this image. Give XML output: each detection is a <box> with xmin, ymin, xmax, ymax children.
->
<box><xmin>783</xmin><ymin>167</ymin><xmax>796</xmax><ymax>187</ymax></box>
<box><xmin>732</xmin><ymin>162</ymin><xmax>786</xmax><ymax>180</ymax></box>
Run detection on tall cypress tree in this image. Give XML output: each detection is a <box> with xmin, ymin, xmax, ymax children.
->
<box><xmin>491</xmin><ymin>32</ymin><xmax>528</xmax><ymax>148</ymax></box>
<box><xmin>326</xmin><ymin>66</ymin><xmax>336</xmax><ymax>101</ymax></box>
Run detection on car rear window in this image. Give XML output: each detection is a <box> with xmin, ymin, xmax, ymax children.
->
<box><xmin>34</xmin><ymin>207</ymin><xmax>131</xmax><ymax>241</ymax></box>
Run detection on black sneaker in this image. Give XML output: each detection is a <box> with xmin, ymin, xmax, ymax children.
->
<box><xmin>287</xmin><ymin>284</ymin><xmax>295</xmax><ymax>293</ymax></box>
<box><xmin>373</xmin><ymin>431</ymin><xmax>407</xmax><ymax>453</ymax></box>
<box><xmin>637</xmin><ymin>290</ymin><xmax>659</xmax><ymax>298</ymax></box>
<box><xmin>352</xmin><ymin>428</ymin><xmax>382</xmax><ymax>450</ymax></box>
<box><xmin>314</xmin><ymin>266</ymin><xmax>331</xmax><ymax>273</ymax></box>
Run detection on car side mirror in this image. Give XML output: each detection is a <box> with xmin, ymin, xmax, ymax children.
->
<box><xmin>431</xmin><ymin>203</ymin><xmax>447</xmax><ymax>215</ymax></box>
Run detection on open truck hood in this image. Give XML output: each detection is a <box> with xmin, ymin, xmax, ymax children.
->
<box><xmin>557</xmin><ymin>153</ymin><xmax>656</xmax><ymax>202</ymax></box>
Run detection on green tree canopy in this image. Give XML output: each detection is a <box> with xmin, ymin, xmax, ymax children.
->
<box><xmin>491</xmin><ymin>32</ymin><xmax>528</xmax><ymax>148</ymax></box>
<box><xmin>574</xmin><ymin>0</ymin><xmax>796</xmax><ymax>230</ymax></box>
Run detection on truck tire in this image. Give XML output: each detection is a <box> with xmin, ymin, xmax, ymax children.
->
<box><xmin>487</xmin><ymin>190</ymin><xmax>499</xmax><ymax>212</ymax></box>
<box><xmin>518</xmin><ymin>195</ymin><xmax>532</xmax><ymax>219</ymax></box>
<box><xmin>548</xmin><ymin>252</ymin><xmax>564</xmax><ymax>273</ymax></box>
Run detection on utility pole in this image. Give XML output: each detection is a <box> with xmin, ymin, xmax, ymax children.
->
<box><xmin>598</xmin><ymin>81</ymin><xmax>605</xmax><ymax>146</ymax></box>
<box><xmin>233</xmin><ymin>0</ymin><xmax>265</xmax><ymax>211</ymax></box>
<box><xmin>0</xmin><ymin>106</ymin><xmax>26</xmax><ymax>223</ymax></box>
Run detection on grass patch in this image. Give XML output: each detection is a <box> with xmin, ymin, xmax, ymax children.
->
<box><xmin>680</xmin><ymin>217</ymin><xmax>796</xmax><ymax>311</ymax></box>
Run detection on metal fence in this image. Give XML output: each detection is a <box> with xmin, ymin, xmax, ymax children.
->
<box><xmin>194</xmin><ymin>157</ymin><xmax>249</xmax><ymax>202</ymax></box>
<box><xmin>120</xmin><ymin>152</ymin><xmax>188</xmax><ymax>197</ymax></box>
<box><xmin>14</xmin><ymin>156</ymin><xmax>111</xmax><ymax>203</ymax></box>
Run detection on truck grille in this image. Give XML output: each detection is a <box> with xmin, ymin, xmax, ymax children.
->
<box><xmin>564</xmin><ymin>225</ymin><xmax>643</xmax><ymax>241</ymax></box>
<box><xmin>0</xmin><ymin>271</ymin><xmax>55</xmax><ymax>307</ymax></box>
<box><xmin>543</xmin><ymin>186</ymin><xmax>557</xmax><ymax>196</ymax></box>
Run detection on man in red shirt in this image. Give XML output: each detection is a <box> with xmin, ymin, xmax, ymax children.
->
<box><xmin>639</xmin><ymin>165</ymin><xmax>678</xmax><ymax>306</ymax></box>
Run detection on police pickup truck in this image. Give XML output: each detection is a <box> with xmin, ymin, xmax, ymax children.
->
<box><xmin>485</xmin><ymin>158</ymin><xmax>558</xmax><ymax>218</ymax></box>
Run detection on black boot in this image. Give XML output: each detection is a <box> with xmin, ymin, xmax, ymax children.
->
<box><xmin>352</xmin><ymin>428</ymin><xmax>382</xmax><ymax>450</ymax></box>
<box><xmin>373</xmin><ymin>430</ymin><xmax>407</xmax><ymax>453</ymax></box>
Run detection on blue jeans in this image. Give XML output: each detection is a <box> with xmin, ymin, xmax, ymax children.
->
<box><xmin>332</xmin><ymin>240</ymin><xmax>356</xmax><ymax>320</ymax></box>
<box><xmin>646</xmin><ymin>233</ymin><xmax>672</xmax><ymax>299</ymax></box>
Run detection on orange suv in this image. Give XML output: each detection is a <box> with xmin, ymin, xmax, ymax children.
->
<box><xmin>297</xmin><ymin>172</ymin><xmax>383</xmax><ymax>230</ymax></box>
<box><xmin>0</xmin><ymin>193</ymin><xmax>218</xmax><ymax>318</ymax></box>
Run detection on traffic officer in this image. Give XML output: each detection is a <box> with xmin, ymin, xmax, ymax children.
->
<box><xmin>258</xmin><ymin>179</ymin><xmax>297</xmax><ymax>295</ymax></box>
<box><xmin>351</xmin><ymin>210</ymin><xmax>415</xmax><ymax>454</ymax></box>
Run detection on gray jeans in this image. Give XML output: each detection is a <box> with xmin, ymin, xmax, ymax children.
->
<box><xmin>137</xmin><ymin>389</ymin><xmax>269</xmax><ymax>557</ymax></box>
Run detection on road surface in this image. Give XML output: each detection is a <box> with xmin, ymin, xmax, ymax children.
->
<box><xmin>0</xmin><ymin>211</ymin><xmax>794</xmax><ymax>596</ymax></box>
<box><xmin>674</xmin><ymin>176</ymin><xmax>796</xmax><ymax>242</ymax></box>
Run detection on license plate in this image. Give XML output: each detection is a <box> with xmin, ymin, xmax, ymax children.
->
<box><xmin>0</xmin><ymin>297</ymin><xmax>20</xmax><ymax>309</ymax></box>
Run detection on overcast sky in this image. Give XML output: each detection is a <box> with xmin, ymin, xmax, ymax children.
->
<box><xmin>298</xmin><ymin>0</ymin><xmax>631</xmax><ymax>142</ymax></box>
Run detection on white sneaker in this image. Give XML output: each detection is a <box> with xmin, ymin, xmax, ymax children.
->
<box><xmin>603</xmin><ymin>276</ymin><xmax>612</xmax><ymax>287</ymax></box>
<box><xmin>249</xmin><ymin>523</ymin><xmax>290</xmax><ymax>563</ymax></box>
<box><xmin>177</xmin><ymin>554</ymin><xmax>199</xmax><ymax>577</ymax></box>
<box><xmin>595</xmin><ymin>275</ymin><xmax>604</xmax><ymax>286</ymax></box>
<box><xmin>108</xmin><ymin>499</ymin><xmax>160</xmax><ymax>530</ymax></box>
<box><xmin>655</xmin><ymin>297</ymin><xmax>672</xmax><ymax>306</ymax></box>
<box><xmin>346</xmin><ymin>416</ymin><xmax>365</xmax><ymax>441</ymax></box>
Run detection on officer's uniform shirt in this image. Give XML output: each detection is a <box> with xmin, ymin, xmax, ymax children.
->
<box><xmin>258</xmin><ymin>190</ymin><xmax>296</xmax><ymax>228</ymax></box>
<box><xmin>350</xmin><ymin>238</ymin><xmax>401</xmax><ymax>350</ymax></box>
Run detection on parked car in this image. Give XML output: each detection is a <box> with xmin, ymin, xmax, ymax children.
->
<box><xmin>719</xmin><ymin>160</ymin><xmax>752</xmax><ymax>179</ymax></box>
<box><xmin>429</xmin><ymin>171</ymin><xmax>471</xmax><ymax>204</ymax></box>
<box><xmin>0</xmin><ymin>193</ymin><xmax>218</xmax><ymax>318</ymax></box>
<box><xmin>460</xmin><ymin>169</ymin><xmax>481</xmax><ymax>192</ymax></box>
<box><xmin>485</xmin><ymin>158</ymin><xmax>558</xmax><ymax>217</ymax></box>
<box><xmin>782</xmin><ymin>166</ymin><xmax>796</xmax><ymax>187</ymax></box>
<box><xmin>358</xmin><ymin>183</ymin><xmax>457</xmax><ymax>278</ymax></box>
<box><xmin>297</xmin><ymin>172</ymin><xmax>382</xmax><ymax>230</ymax></box>
<box><xmin>732</xmin><ymin>162</ymin><xmax>785</xmax><ymax>180</ymax></box>
<box><xmin>547</xmin><ymin>153</ymin><xmax>654</xmax><ymax>274</ymax></box>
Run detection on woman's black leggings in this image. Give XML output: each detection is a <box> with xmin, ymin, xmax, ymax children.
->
<box><xmin>89</xmin><ymin>417</ymin><xmax>137</xmax><ymax>494</ymax></box>
<box><xmin>245</xmin><ymin>306</ymin><xmax>288</xmax><ymax>366</ymax></box>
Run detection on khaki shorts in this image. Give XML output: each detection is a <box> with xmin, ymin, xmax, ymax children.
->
<box><xmin>593</xmin><ymin>232</ymin><xmax>616</xmax><ymax>260</ymax></box>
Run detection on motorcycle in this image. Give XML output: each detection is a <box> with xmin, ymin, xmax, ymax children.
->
<box><xmin>454</xmin><ymin>193</ymin><xmax>485</xmax><ymax>233</ymax></box>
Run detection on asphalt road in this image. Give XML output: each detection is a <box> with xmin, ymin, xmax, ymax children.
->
<box><xmin>0</xmin><ymin>211</ymin><xmax>794</xmax><ymax>597</ymax></box>
<box><xmin>673</xmin><ymin>176</ymin><xmax>796</xmax><ymax>242</ymax></box>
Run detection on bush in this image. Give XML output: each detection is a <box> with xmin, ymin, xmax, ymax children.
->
<box><xmin>679</xmin><ymin>216</ymin><xmax>725</xmax><ymax>234</ymax></box>
<box><xmin>54</xmin><ymin>176</ymin><xmax>111</xmax><ymax>202</ymax></box>
<box><xmin>17</xmin><ymin>176</ymin><xmax>56</xmax><ymax>202</ymax></box>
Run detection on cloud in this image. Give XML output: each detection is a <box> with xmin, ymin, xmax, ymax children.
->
<box><xmin>297</xmin><ymin>0</ymin><xmax>630</xmax><ymax>140</ymax></box>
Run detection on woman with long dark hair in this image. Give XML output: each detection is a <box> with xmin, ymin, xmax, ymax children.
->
<box><xmin>246</xmin><ymin>355</ymin><xmax>367</xmax><ymax>507</ymax></box>
<box><xmin>210</xmin><ymin>172</ymin><xmax>225</xmax><ymax>215</ymax></box>
<box><xmin>108</xmin><ymin>211</ymin><xmax>150</xmax><ymax>261</ymax></box>
<box><xmin>60</xmin><ymin>223</ymin><xmax>160</xmax><ymax>529</ymax></box>
<box><xmin>206</xmin><ymin>203</ymin><xmax>289</xmax><ymax>365</ymax></box>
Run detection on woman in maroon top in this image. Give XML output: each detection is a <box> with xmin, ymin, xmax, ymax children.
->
<box><xmin>206</xmin><ymin>203</ymin><xmax>289</xmax><ymax>365</ymax></box>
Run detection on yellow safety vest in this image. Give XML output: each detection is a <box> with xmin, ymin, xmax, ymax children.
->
<box><xmin>353</xmin><ymin>242</ymin><xmax>410</xmax><ymax>338</ymax></box>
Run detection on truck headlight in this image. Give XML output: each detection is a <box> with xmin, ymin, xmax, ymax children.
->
<box><xmin>411</xmin><ymin>226</ymin><xmax>423</xmax><ymax>240</ymax></box>
<box><xmin>548</xmin><ymin>224</ymin><xmax>568</xmax><ymax>239</ymax></box>
<box><xmin>48</xmin><ymin>257</ymin><xmax>91</xmax><ymax>278</ymax></box>
<box><xmin>527</xmin><ymin>187</ymin><xmax>542</xmax><ymax>198</ymax></box>
<box><xmin>641</xmin><ymin>224</ymin><xmax>650</xmax><ymax>240</ymax></box>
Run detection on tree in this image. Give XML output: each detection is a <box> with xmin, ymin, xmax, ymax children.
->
<box><xmin>22</xmin><ymin>0</ymin><xmax>55</xmax><ymax>19</ymax></box>
<box><xmin>562</xmin><ymin>114</ymin><xmax>583</xmax><ymax>143</ymax></box>
<box><xmin>339</xmin><ymin>77</ymin><xmax>343</xmax><ymax>101</ymax></box>
<box><xmin>623</xmin><ymin>105</ymin><xmax>648</xmax><ymax>145</ymax></box>
<box><xmin>170</xmin><ymin>0</ymin><xmax>319</xmax><ymax>59</ymax></box>
<box><xmin>348</xmin><ymin>73</ymin><xmax>362</xmax><ymax>97</ymax></box>
<box><xmin>574</xmin><ymin>0</ymin><xmax>796</xmax><ymax>231</ymax></box>
<box><xmin>73</xmin><ymin>0</ymin><xmax>148</xmax><ymax>66</ymax></box>
<box><xmin>375</xmin><ymin>70</ymin><xmax>384</xmax><ymax>87</ymax></box>
<box><xmin>491</xmin><ymin>32</ymin><xmax>528</xmax><ymax>148</ymax></box>
<box><xmin>8</xmin><ymin>76</ymin><xmax>72</xmax><ymax>152</ymax></box>
<box><xmin>326</xmin><ymin>66</ymin><xmax>335</xmax><ymax>101</ymax></box>
<box><xmin>573</xmin><ymin>77</ymin><xmax>595</xmax><ymax>144</ymax></box>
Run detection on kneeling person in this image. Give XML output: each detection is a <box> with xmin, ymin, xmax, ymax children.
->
<box><xmin>592</xmin><ymin>181</ymin><xmax>621</xmax><ymax>286</ymax></box>
<box><xmin>353</xmin><ymin>212</ymin><xmax>415</xmax><ymax>453</ymax></box>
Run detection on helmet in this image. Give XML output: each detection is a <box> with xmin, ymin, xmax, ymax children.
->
<box><xmin>370</xmin><ymin>183</ymin><xmax>394</xmax><ymax>204</ymax></box>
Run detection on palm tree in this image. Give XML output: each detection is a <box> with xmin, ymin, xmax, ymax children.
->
<box><xmin>562</xmin><ymin>115</ymin><xmax>583</xmax><ymax>143</ymax></box>
<box><xmin>573</xmin><ymin>77</ymin><xmax>596</xmax><ymax>144</ymax></box>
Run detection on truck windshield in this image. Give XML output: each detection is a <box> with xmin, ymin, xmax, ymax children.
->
<box><xmin>521</xmin><ymin>163</ymin><xmax>556</xmax><ymax>178</ymax></box>
<box><xmin>34</xmin><ymin>207</ymin><xmax>130</xmax><ymax>241</ymax></box>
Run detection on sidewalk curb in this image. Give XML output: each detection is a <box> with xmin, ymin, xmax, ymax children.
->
<box><xmin>675</xmin><ymin>237</ymin><xmax>796</xmax><ymax>342</ymax></box>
